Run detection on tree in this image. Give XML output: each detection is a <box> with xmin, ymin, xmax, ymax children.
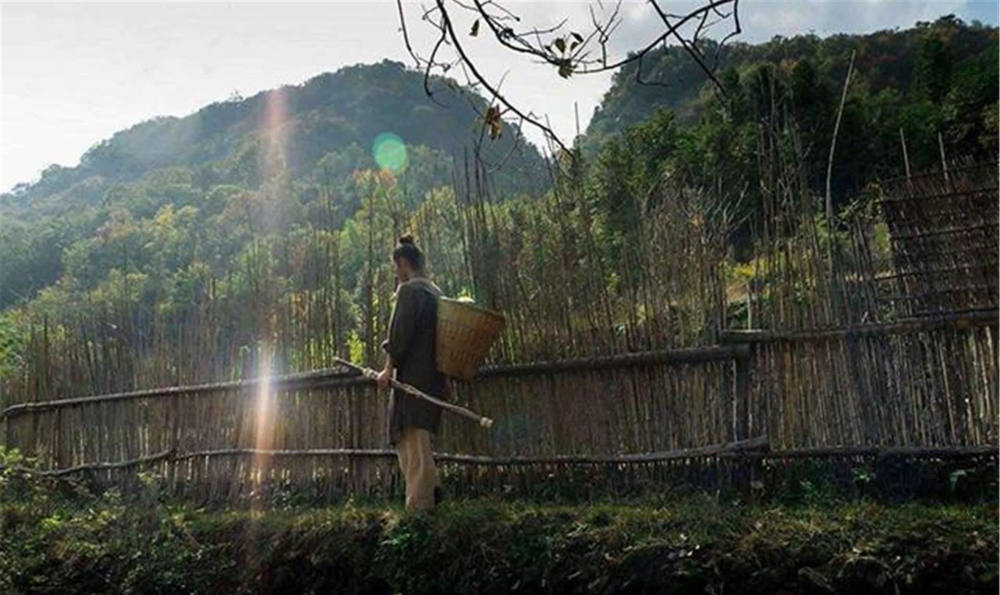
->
<box><xmin>915</xmin><ymin>29</ymin><xmax>952</xmax><ymax>103</ymax></box>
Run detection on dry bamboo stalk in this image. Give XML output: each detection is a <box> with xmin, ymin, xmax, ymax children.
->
<box><xmin>721</xmin><ymin>311</ymin><xmax>997</xmax><ymax>343</ymax></box>
<box><xmin>0</xmin><ymin>448</ymin><xmax>176</xmax><ymax>477</ymax></box>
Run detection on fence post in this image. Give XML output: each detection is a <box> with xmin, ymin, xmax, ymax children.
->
<box><xmin>167</xmin><ymin>393</ymin><xmax>180</xmax><ymax>496</ymax></box>
<box><xmin>731</xmin><ymin>343</ymin><xmax>751</xmax><ymax>442</ymax></box>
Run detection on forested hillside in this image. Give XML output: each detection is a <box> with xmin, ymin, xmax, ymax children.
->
<box><xmin>586</xmin><ymin>16</ymin><xmax>997</xmax><ymax>191</ymax></box>
<box><xmin>575</xmin><ymin>15</ymin><xmax>997</xmax><ymax>258</ymax></box>
<box><xmin>0</xmin><ymin>60</ymin><xmax>548</xmax><ymax>310</ymax></box>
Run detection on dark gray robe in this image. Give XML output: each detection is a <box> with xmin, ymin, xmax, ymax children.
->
<box><xmin>381</xmin><ymin>277</ymin><xmax>448</xmax><ymax>445</ymax></box>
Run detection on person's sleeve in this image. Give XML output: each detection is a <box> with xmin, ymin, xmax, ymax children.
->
<box><xmin>383</xmin><ymin>284</ymin><xmax>419</xmax><ymax>364</ymax></box>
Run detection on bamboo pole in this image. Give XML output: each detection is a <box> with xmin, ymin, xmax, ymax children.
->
<box><xmin>332</xmin><ymin>357</ymin><xmax>493</xmax><ymax>428</ymax></box>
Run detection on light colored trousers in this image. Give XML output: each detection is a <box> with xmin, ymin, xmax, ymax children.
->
<box><xmin>395</xmin><ymin>427</ymin><xmax>439</xmax><ymax>510</ymax></box>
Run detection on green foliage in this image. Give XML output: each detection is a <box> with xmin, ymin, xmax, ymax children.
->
<box><xmin>0</xmin><ymin>61</ymin><xmax>549</xmax><ymax>312</ymax></box>
<box><xmin>582</xmin><ymin>17</ymin><xmax>997</xmax><ymax>261</ymax></box>
<box><xmin>347</xmin><ymin>330</ymin><xmax>364</xmax><ymax>365</ymax></box>
<box><xmin>0</xmin><ymin>310</ymin><xmax>26</xmax><ymax>384</ymax></box>
<box><xmin>0</xmin><ymin>471</ymin><xmax>995</xmax><ymax>595</ymax></box>
<box><xmin>585</xmin><ymin>108</ymin><xmax>678</xmax><ymax>264</ymax></box>
<box><xmin>589</xmin><ymin>17</ymin><xmax>997</xmax><ymax>193</ymax></box>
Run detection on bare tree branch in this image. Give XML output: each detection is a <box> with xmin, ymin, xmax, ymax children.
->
<box><xmin>396</xmin><ymin>0</ymin><xmax>742</xmax><ymax>156</ymax></box>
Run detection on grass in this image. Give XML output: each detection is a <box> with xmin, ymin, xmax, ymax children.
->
<box><xmin>1</xmin><ymin>467</ymin><xmax>996</xmax><ymax>595</ymax></box>
<box><xmin>2</xmin><ymin>445</ymin><xmax>996</xmax><ymax>594</ymax></box>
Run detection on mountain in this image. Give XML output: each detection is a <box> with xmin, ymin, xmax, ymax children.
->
<box><xmin>1</xmin><ymin>60</ymin><xmax>550</xmax><ymax>219</ymax></box>
<box><xmin>0</xmin><ymin>60</ymin><xmax>550</xmax><ymax>308</ymax></box>
<box><xmin>585</xmin><ymin>15</ymin><xmax>998</xmax><ymax>150</ymax></box>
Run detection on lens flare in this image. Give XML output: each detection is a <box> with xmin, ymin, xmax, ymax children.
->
<box><xmin>251</xmin><ymin>349</ymin><xmax>275</xmax><ymax>490</ymax></box>
<box><xmin>372</xmin><ymin>132</ymin><xmax>407</xmax><ymax>172</ymax></box>
<box><xmin>258</xmin><ymin>88</ymin><xmax>289</xmax><ymax>182</ymax></box>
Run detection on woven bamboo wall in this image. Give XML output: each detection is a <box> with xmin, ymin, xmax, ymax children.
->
<box><xmin>877</xmin><ymin>161</ymin><xmax>998</xmax><ymax>317</ymax></box>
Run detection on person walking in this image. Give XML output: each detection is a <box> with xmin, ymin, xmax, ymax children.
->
<box><xmin>376</xmin><ymin>234</ymin><xmax>447</xmax><ymax>511</ymax></box>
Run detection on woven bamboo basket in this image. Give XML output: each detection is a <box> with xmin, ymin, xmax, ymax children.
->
<box><xmin>436</xmin><ymin>297</ymin><xmax>505</xmax><ymax>380</ymax></box>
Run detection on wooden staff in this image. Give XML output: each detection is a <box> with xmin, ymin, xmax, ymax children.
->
<box><xmin>333</xmin><ymin>357</ymin><xmax>493</xmax><ymax>429</ymax></box>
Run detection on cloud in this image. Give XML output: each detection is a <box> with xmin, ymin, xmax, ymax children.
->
<box><xmin>597</xmin><ymin>0</ymin><xmax>983</xmax><ymax>51</ymax></box>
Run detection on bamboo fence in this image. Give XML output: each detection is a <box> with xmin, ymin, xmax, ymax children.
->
<box><xmin>2</xmin><ymin>345</ymin><xmax>751</xmax><ymax>500</ymax></box>
<box><xmin>0</xmin><ymin>154</ymin><xmax>996</xmax><ymax>503</ymax></box>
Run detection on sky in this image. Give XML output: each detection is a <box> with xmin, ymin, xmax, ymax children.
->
<box><xmin>1</xmin><ymin>0</ymin><xmax>997</xmax><ymax>193</ymax></box>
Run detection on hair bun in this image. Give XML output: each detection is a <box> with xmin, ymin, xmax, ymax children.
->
<box><xmin>399</xmin><ymin>233</ymin><xmax>415</xmax><ymax>245</ymax></box>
